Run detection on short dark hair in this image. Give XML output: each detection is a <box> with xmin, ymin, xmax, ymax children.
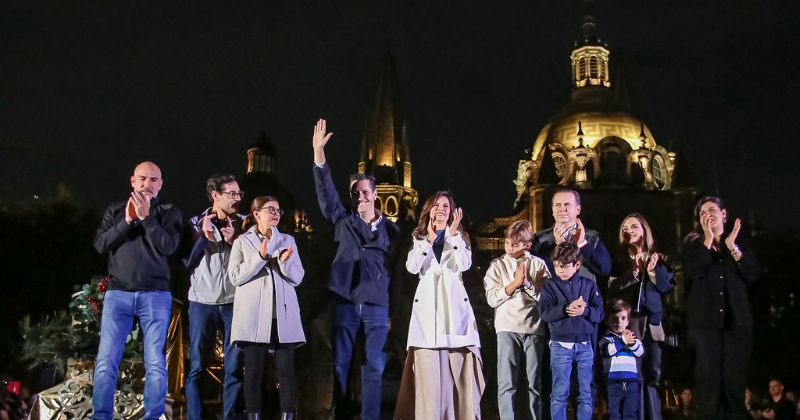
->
<box><xmin>608</xmin><ymin>298</ymin><xmax>632</xmax><ymax>318</ymax></box>
<box><xmin>349</xmin><ymin>173</ymin><xmax>376</xmax><ymax>193</ymax></box>
<box><xmin>206</xmin><ymin>174</ymin><xmax>237</xmax><ymax>202</ymax></box>
<box><xmin>551</xmin><ymin>188</ymin><xmax>581</xmax><ymax>206</ymax></box>
<box><xmin>551</xmin><ymin>242</ymin><xmax>581</xmax><ymax>266</ymax></box>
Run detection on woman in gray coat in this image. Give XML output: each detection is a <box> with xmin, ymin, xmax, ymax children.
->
<box><xmin>229</xmin><ymin>195</ymin><xmax>305</xmax><ymax>420</ymax></box>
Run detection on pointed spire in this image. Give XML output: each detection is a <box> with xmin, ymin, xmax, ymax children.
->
<box><xmin>360</xmin><ymin>48</ymin><xmax>408</xmax><ymax>184</ymax></box>
<box><xmin>638</xmin><ymin>123</ymin><xmax>648</xmax><ymax>149</ymax></box>
<box><xmin>576</xmin><ymin>122</ymin><xmax>586</xmax><ymax>148</ymax></box>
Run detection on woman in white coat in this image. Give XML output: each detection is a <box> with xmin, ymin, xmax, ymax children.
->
<box><xmin>394</xmin><ymin>191</ymin><xmax>485</xmax><ymax>420</ymax></box>
<box><xmin>228</xmin><ymin>196</ymin><xmax>304</xmax><ymax>420</ymax></box>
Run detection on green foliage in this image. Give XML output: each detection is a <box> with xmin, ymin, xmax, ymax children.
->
<box><xmin>20</xmin><ymin>277</ymin><xmax>143</xmax><ymax>380</ymax></box>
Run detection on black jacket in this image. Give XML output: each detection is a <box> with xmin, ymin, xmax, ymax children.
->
<box><xmin>313</xmin><ymin>162</ymin><xmax>400</xmax><ymax>308</ymax></box>
<box><xmin>683</xmin><ymin>234</ymin><xmax>759</xmax><ymax>329</ymax></box>
<box><xmin>531</xmin><ymin>226</ymin><xmax>612</xmax><ymax>284</ymax></box>
<box><xmin>608</xmin><ymin>248</ymin><xmax>674</xmax><ymax>325</ymax></box>
<box><xmin>94</xmin><ymin>197</ymin><xmax>182</xmax><ymax>292</ymax></box>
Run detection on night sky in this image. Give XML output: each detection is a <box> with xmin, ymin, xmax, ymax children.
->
<box><xmin>3</xmin><ymin>1</ymin><xmax>799</xmax><ymax>230</ymax></box>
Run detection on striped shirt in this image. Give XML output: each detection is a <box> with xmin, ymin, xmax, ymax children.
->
<box><xmin>601</xmin><ymin>332</ymin><xmax>644</xmax><ymax>381</ymax></box>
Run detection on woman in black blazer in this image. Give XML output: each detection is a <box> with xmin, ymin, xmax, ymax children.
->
<box><xmin>683</xmin><ymin>196</ymin><xmax>759</xmax><ymax>420</ymax></box>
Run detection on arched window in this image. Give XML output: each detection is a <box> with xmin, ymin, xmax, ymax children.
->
<box><xmin>554</xmin><ymin>155</ymin><xmax>567</xmax><ymax>178</ymax></box>
<box><xmin>600</xmin><ymin>146</ymin><xmax>625</xmax><ymax>177</ymax></box>
<box><xmin>386</xmin><ymin>196</ymin><xmax>398</xmax><ymax>216</ymax></box>
<box><xmin>590</xmin><ymin>56</ymin><xmax>598</xmax><ymax>78</ymax></box>
<box><xmin>375</xmin><ymin>196</ymin><xmax>383</xmax><ymax>213</ymax></box>
<box><xmin>579</xmin><ymin>58</ymin><xmax>587</xmax><ymax>79</ymax></box>
<box><xmin>653</xmin><ymin>156</ymin><xmax>665</xmax><ymax>189</ymax></box>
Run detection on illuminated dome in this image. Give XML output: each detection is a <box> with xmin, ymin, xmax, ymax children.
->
<box><xmin>531</xmin><ymin>86</ymin><xmax>655</xmax><ymax>162</ymax></box>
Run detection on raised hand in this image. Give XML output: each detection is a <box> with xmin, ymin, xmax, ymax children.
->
<box><xmin>426</xmin><ymin>215</ymin><xmax>437</xmax><ymax>244</ymax></box>
<box><xmin>313</xmin><ymin>119</ymin><xmax>333</xmax><ymax>164</ymax></box>
<box><xmin>220</xmin><ymin>217</ymin><xmax>235</xmax><ymax>244</ymax></box>
<box><xmin>449</xmin><ymin>207</ymin><xmax>463</xmax><ymax>237</ymax></box>
<box><xmin>279</xmin><ymin>245</ymin><xmax>294</xmax><ymax>262</ymax></box>
<box><xmin>202</xmin><ymin>214</ymin><xmax>218</xmax><ymax>240</ymax></box>
<box><xmin>130</xmin><ymin>191</ymin><xmax>151</xmax><ymax>220</ymax></box>
<box><xmin>725</xmin><ymin>218</ymin><xmax>741</xmax><ymax>251</ymax></box>
<box><xmin>553</xmin><ymin>224</ymin><xmax>569</xmax><ymax>244</ymax></box>
<box><xmin>575</xmin><ymin>218</ymin><xmax>586</xmax><ymax>245</ymax></box>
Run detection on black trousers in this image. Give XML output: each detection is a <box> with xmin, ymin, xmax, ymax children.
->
<box><xmin>608</xmin><ymin>381</ymin><xmax>641</xmax><ymax>420</ymax></box>
<box><xmin>240</xmin><ymin>321</ymin><xmax>297</xmax><ymax>415</ymax></box>
<box><xmin>688</xmin><ymin>327</ymin><xmax>752</xmax><ymax>420</ymax></box>
<box><xmin>642</xmin><ymin>330</ymin><xmax>662</xmax><ymax>420</ymax></box>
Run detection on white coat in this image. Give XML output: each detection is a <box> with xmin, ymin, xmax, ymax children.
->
<box><xmin>405</xmin><ymin>228</ymin><xmax>481</xmax><ymax>349</ymax></box>
<box><xmin>228</xmin><ymin>225</ymin><xmax>306</xmax><ymax>345</ymax></box>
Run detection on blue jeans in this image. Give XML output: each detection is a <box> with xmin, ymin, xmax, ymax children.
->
<box><xmin>333</xmin><ymin>300</ymin><xmax>389</xmax><ymax>420</ymax></box>
<box><xmin>185</xmin><ymin>302</ymin><xmax>244</xmax><ymax>420</ymax></box>
<box><xmin>608</xmin><ymin>381</ymin><xmax>641</xmax><ymax>420</ymax></box>
<box><xmin>549</xmin><ymin>342</ymin><xmax>594</xmax><ymax>420</ymax></box>
<box><xmin>497</xmin><ymin>332</ymin><xmax>545</xmax><ymax>420</ymax></box>
<box><xmin>93</xmin><ymin>290</ymin><xmax>172</xmax><ymax>420</ymax></box>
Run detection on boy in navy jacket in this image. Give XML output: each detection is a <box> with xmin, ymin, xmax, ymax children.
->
<box><xmin>539</xmin><ymin>242</ymin><xmax>604</xmax><ymax>420</ymax></box>
<box><xmin>600</xmin><ymin>299</ymin><xmax>644</xmax><ymax>420</ymax></box>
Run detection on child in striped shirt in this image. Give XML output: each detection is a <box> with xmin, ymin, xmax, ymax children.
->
<box><xmin>601</xmin><ymin>299</ymin><xmax>645</xmax><ymax>420</ymax></box>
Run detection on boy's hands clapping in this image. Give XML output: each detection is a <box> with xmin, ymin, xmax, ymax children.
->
<box><xmin>621</xmin><ymin>330</ymin><xmax>636</xmax><ymax>345</ymax></box>
<box><xmin>505</xmin><ymin>262</ymin><xmax>528</xmax><ymax>296</ymax></box>
<box><xmin>566</xmin><ymin>295</ymin><xmax>586</xmax><ymax>316</ymax></box>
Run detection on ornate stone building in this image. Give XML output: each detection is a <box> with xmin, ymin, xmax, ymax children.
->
<box><xmin>476</xmin><ymin>13</ymin><xmax>697</xmax><ymax>274</ymax></box>
<box><xmin>358</xmin><ymin>49</ymin><xmax>419</xmax><ymax>223</ymax></box>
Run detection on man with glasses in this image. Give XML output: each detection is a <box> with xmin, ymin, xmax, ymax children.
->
<box><xmin>183</xmin><ymin>174</ymin><xmax>246</xmax><ymax>420</ymax></box>
<box><xmin>312</xmin><ymin>119</ymin><xmax>400</xmax><ymax>420</ymax></box>
<box><xmin>93</xmin><ymin>161</ymin><xmax>182</xmax><ymax>420</ymax></box>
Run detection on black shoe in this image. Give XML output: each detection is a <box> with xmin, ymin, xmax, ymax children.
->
<box><xmin>280</xmin><ymin>414</ymin><xmax>294</xmax><ymax>420</ymax></box>
<box><xmin>246</xmin><ymin>413</ymin><xmax>260</xmax><ymax>420</ymax></box>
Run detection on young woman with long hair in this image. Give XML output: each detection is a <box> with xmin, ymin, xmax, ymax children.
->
<box><xmin>607</xmin><ymin>213</ymin><xmax>674</xmax><ymax>420</ymax></box>
<box><xmin>683</xmin><ymin>196</ymin><xmax>759</xmax><ymax>420</ymax></box>
<box><xmin>228</xmin><ymin>196</ymin><xmax>305</xmax><ymax>420</ymax></box>
<box><xmin>394</xmin><ymin>191</ymin><xmax>484</xmax><ymax>420</ymax></box>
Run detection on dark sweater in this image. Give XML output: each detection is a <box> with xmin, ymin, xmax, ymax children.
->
<box><xmin>94</xmin><ymin>197</ymin><xmax>182</xmax><ymax>292</ymax></box>
<box><xmin>539</xmin><ymin>272</ymin><xmax>604</xmax><ymax>342</ymax></box>
<box><xmin>532</xmin><ymin>226</ymin><xmax>611</xmax><ymax>284</ymax></box>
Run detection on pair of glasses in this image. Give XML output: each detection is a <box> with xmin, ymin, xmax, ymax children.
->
<box><xmin>257</xmin><ymin>206</ymin><xmax>284</xmax><ymax>216</ymax></box>
<box><xmin>220</xmin><ymin>191</ymin><xmax>245</xmax><ymax>199</ymax></box>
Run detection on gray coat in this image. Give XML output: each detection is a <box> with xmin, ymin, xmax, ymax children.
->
<box><xmin>228</xmin><ymin>226</ymin><xmax>306</xmax><ymax>345</ymax></box>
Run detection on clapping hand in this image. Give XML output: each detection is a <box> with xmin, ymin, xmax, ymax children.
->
<box><xmin>259</xmin><ymin>237</ymin><xmax>269</xmax><ymax>259</ymax></box>
<box><xmin>449</xmin><ymin>208</ymin><xmax>463</xmax><ymax>237</ymax></box>
<box><xmin>700</xmin><ymin>212</ymin><xmax>717</xmax><ymax>248</ymax></box>
<box><xmin>622</xmin><ymin>330</ymin><xmax>635</xmax><ymax>345</ymax></box>
<box><xmin>725</xmin><ymin>218</ymin><xmax>741</xmax><ymax>252</ymax></box>
<box><xmin>426</xmin><ymin>215</ymin><xmax>437</xmax><ymax>244</ymax></box>
<box><xmin>130</xmin><ymin>190</ymin><xmax>151</xmax><ymax>221</ymax></box>
<box><xmin>279</xmin><ymin>245</ymin><xmax>294</xmax><ymax>262</ymax></box>
<box><xmin>647</xmin><ymin>252</ymin><xmax>659</xmax><ymax>273</ymax></box>
<box><xmin>220</xmin><ymin>218</ymin><xmax>235</xmax><ymax>244</ymax></box>
<box><xmin>202</xmin><ymin>214</ymin><xmax>217</xmax><ymax>240</ymax></box>
<box><xmin>125</xmin><ymin>198</ymin><xmax>137</xmax><ymax>223</ymax></box>
<box><xmin>566</xmin><ymin>295</ymin><xmax>586</xmax><ymax>316</ymax></box>
<box><xmin>554</xmin><ymin>224</ymin><xmax>570</xmax><ymax>244</ymax></box>
<box><xmin>575</xmin><ymin>218</ymin><xmax>586</xmax><ymax>245</ymax></box>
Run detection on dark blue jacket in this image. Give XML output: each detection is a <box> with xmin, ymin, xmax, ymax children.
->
<box><xmin>609</xmin><ymin>250</ymin><xmax>674</xmax><ymax>325</ymax></box>
<box><xmin>94</xmin><ymin>197</ymin><xmax>182</xmax><ymax>292</ymax></box>
<box><xmin>539</xmin><ymin>272</ymin><xmax>605</xmax><ymax>342</ymax></box>
<box><xmin>313</xmin><ymin>162</ymin><xmax>399</xmax><ymax>308</ymax></box>
<box><xmin>531</xmin><ymin>226</ymin><xmax>611</xmax><ymax>284</ymax></box>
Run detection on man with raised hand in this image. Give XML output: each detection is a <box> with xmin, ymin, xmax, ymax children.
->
<box><xmin>312</xmin><ymin>119</ymin><xmax>399</xmax><ymax>420</ymax></box>
<box><xmin>93</xmin><ymin>161</ymin><xmax>182</xmax><ymax>420</ymax></box>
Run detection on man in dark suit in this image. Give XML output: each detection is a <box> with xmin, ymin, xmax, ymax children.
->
<box><xmin>312</xmin><ymin>119</ymin><xmax>400</xmax><ymax>420</ymax></box>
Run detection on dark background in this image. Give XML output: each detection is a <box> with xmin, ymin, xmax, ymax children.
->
<box><xmin>2</xmin><ymin>0</ymin><xmax>799</xmax><ymax>228</ymax></box>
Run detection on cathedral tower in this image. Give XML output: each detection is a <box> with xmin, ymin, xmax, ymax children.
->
<box><xmin>358</xmin><ymin>49</ymin><xmax>418</xmax><ymax>222</ymax></box>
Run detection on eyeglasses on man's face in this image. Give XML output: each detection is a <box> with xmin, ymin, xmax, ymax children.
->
<box><xmin>219</xmin><ymin>190</ymin><xmax>245</xmax><ymax>200</ymax></box>
<box><xmin>257</xmin><ymin>206</ymin><xmax>284</xmax><ymax>216</ymax></box>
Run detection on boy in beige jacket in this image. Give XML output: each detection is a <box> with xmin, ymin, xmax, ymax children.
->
<box><xmin>484</xmin><ymin>220</ymin><xmax>551</xmax><ymax>420</ymax></box>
